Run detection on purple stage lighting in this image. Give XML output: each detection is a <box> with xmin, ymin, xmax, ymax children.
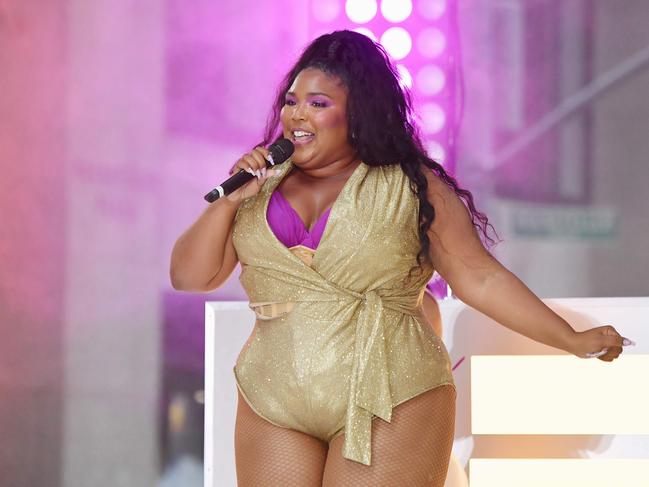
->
<box><xmin>424</xmin><ymin>139</ymin><xmax>445</xmax><ymax>162</ymax></box>
<box><xmin>312</xmin><ymin>0</ymin><xmax>341</xmax><ymax>22</ymax></box>
<box><xmin>352</xmin><ymin>26</ymin><xmax>378</xmax><ymax>41</ymax></box>
<box><xmin>308</xmin><ymin>0</ymin><xmax>457</xmax><ymax>171</ymax></box>
<box><xmin>416</xmin><ymin>64</ymin><xmax>446</xmax><ymax>95</ymax></box>
<box><xmin>345</xmin><ymin>0</ymin><xmax>378</xmax><ymax>24</ymax></box>
<box><xmin>417</xmin><ymin>27</ymin><xmax>446</xmax><ymax>58</ymax></box>
<box><xmin>421</xmin><ymin>102</ymin><xmax>446</xmax><ymax>134</ymax></box>
<box><xmin>418</xmin><ymin>0</ymin><xmax>446</xmax><ymax>20</ymax></box>
<box><xmin>396</xmin><ymin>64</ymin><xmax>413</xmax><ymax>88</ymax></box>
<box><xmin>380</xmin><ymin>27</ymin><xmax>413</xmax><ymax>60</ymax></box>
<box><xmin>380</xmin><ymin>0</ymin><xmax>413</xmax><ymax>23</ymax></box>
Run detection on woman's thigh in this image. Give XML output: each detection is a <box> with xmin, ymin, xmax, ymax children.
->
<box><xmin>234</xmin><ymin>390</ymin><xmax>329</xmax><ymax>487</ymax></box>
<box><xmin>322</xmin><ymin>384</ymin><xmax>456</xmax><ymax>487</ymax></box>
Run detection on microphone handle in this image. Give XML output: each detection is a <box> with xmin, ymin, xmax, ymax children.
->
<box><xmin>203</xmin><ymin>159</ymin><xmax>274</xmax><ymax>203</ymax></box>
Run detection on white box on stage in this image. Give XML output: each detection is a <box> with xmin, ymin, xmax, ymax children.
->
<box><xmin>204</xmin><ymin>297</ymin><xmax>649</xmax><ymax>487</ymax></box>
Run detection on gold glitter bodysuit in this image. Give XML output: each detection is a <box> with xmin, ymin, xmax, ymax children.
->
<box><xmin>231</xmin><ymin>159</ymin><xmax>455</xmax><ymax>466</ymax></box>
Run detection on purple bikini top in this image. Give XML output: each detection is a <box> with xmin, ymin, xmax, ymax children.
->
<box><xmin>267</xmin><ymin>190</ymin><xmax>332</xmax><ymax>250</ymax></box>
<box><xmin>267</xmin><ymin>188</ymin><xmax>439</xmax><ymax>294</ymax></box>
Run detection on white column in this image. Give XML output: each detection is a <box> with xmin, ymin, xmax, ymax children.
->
<box><xmin>62</xmin><ymin>1</ymin><xmax>164</xmax><ymax>485</ymax></box>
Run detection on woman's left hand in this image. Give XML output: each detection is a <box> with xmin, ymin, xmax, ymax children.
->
<box><xmin>569</xmin><ymin>325</ymin><xmax>635</xmax><ymax>362</ymax></box>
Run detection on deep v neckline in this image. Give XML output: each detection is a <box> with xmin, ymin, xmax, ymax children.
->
<box><xmin>263</xmin><ymin>159</ymin><xmax>365</xmax><ymax>266</ymax></box>
<box><xmin>273</xmin><ymin>190</ymin><xmax>333</xmax><ymax>234</ymax></box>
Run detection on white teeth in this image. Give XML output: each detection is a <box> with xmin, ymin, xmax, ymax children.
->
<box><xmin>293</xmin><ymin>130</ymin><xmax>314</xmax><ymax>138</ymax></box>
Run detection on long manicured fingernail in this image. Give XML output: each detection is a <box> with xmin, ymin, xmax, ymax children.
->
<box><xmin>261</xmin><ymin>167</ymin><xmax>267</xmax><ymax>177</ymax></box>
<box><xmin>586</xmin><ymin>348</ymin><xmax>608</xmax><ymax>358</ymax></box>
<box><xmin>623</xmin><ymin>338</ymin><xmax>636</xmax><ymax>346</ymax></box>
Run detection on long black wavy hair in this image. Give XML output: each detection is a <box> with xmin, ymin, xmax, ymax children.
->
<box><xmin>258</xmin><ymin>30</ymin><xmax>497</xmax><ymax>282</ymax></box>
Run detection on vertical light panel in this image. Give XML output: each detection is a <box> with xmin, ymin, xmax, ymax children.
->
<box><xmin>307</xmin><ymin>0</ymin><xmax>454</xmax><ymax>169</ymax></box>
<box><xmin>470</xmin><ymin>459</ymin><xmax>649</xmax><ymax>487</ymax></box>
<box><xmin>471</xmin><ymin>355</ymin><xmax>649</xmax><ymax>434</ymax></box>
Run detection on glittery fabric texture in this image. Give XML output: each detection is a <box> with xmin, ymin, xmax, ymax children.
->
<box><xmin>234</xmin><ymin>389</ymin><xmax>328</xmax><ymax>486</ymax></box>
<box><xmin>231</xmin><ymin>160</ymin><xmax>456</xmax><ymax>466</ymax></box>
<box><xmin>322</xmin><ymin>384</ymin><xmax>456</xmax><ymax>486</ymax></box>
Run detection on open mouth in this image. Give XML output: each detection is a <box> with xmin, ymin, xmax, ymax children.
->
<box><xmin>291</xmin><ymin>130</ymin><xmax>315</xmax><ymax>145</ymax></box>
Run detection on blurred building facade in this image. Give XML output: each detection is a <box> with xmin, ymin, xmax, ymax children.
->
<box><xmin>1</xmin><ymin>1</ymin><xmax>648</xmax><ymax>485</ymax></box>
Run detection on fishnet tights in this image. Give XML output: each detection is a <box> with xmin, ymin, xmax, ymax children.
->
<box><xmin>234</xmin><ymin>390</ymin><xmax>328</xmax><ymax>486</ymax></box>
<box><xmin>323</xmin><ymin>384</ymin><xmax>456</xmax><ymax>486</ymax></box>
<box><xmin>234</xmin><ymin>384</ymin><xmax>456</xmax><ymax>486</ymax></box>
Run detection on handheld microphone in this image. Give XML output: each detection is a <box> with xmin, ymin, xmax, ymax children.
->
<box><xmin>203</xmin><ymin>138</ymin><xmax>295</xmax><ymax>203</ymax></box>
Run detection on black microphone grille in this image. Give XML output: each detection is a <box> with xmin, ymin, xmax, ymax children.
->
<box><xmin>269</xmin><ymin>138</ymin><xmax>295</xmax><ymax>164</ymax></box>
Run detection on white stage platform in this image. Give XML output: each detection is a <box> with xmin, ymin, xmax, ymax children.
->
<box><xmin>204</xmin><ymin>297</ymin><xmax>649</xmax><ymax>486</ymax></box>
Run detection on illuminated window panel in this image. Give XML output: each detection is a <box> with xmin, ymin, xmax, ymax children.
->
<box><xmin>396</xmin><ymin>64</ymin><xmax>412</xmax><ymax>88</ymax></box>
<box><xmin>418</xmin><ymin>0</ymin><xmax>446</xmax><ymax>21</ymax></box>
<box><xmin>424</xmin><ymin>139</ymin><xmax>445</xmax><ymax>163</ymax></box>
<box><xmin>380</xmin><ymin>27</ymin><xmax>412</xmax><ymax>60</ymax></box>
<box><xmin>308</xmin><ymin>0</ymin><xmax>455</xmax><ymax>173</ymax></box>
<box><xmin>380</xmin><ymin>0</ymin><xmax>413</xmax><ymax>23</ymax></box>
<box><xmin>469</xmin><ymin>459</ymin><xmax>649</xmax><ymax>487</ymax></box>
<box><xmin>420</xmin><ymin>102</ymin><xmax>446</xmax><ymax>134</ymax></box>
<box><xmin>311</xmin><ymin>0</ymin><xmax>341</xmax><ymax>22</ymax></box>
<box><xmin>416</xmin><ymin>64</ymin><xmax>445</xmax><ymax>95</ymax></box>
<box><xmin>471</xmin><ymin>355</ymin><xmax>649</xmax><ymax>434</ymax></box>
<box><xmin>417</xmin><ymin>27</ymin><xmax>446</xmax><ymax>58</ymax></box>
<box><xmin>345</xmin><ymin>0</ymin><xmax>377</xmax><ymax>24</ymax></box>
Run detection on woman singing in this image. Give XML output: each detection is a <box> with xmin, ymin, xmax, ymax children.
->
<box><xmin>170</xmin><ymin>30</ymin><xmax>631</xmax><ymax>486</ymax></box>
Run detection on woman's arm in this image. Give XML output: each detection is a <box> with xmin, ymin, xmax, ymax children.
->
<box><xmin>170</xmin><ymin>146</ymin><xmax>277</xmax><ymax>292</ymax></box>
<box><xmin>170</xmin><ymin>197</ymin><xmax>241</xmax><ymax>292</ymax></box>
<box><xmin>421</xmin><ymin>166</ymin><xmax>577</xmax><ymax>354</ymax></box>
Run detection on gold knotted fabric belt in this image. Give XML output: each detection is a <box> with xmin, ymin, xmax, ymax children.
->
<box><xmin>250</xmin><ymin>278</ymin><xmax>423</xmax><ymax>466</ymax></box>
<box><xmin>332</xmin><ymin>286</ymin><xmax>421</xmax><ymax>466</ymax></box>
